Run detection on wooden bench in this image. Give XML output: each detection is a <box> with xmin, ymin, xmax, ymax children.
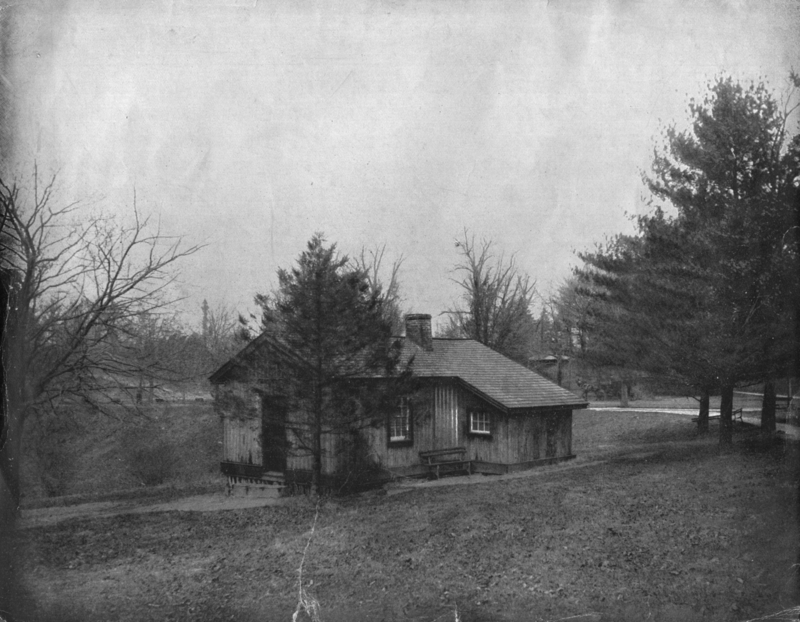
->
<box><xmin>691</xmin><ymin>409</ymin><xmax>744</xmax><ymax>424</ymax></box>
<box><xmin>419</xmin><ymin>447</ymin><xmax>470</xmax><ymax>479</ymax></box>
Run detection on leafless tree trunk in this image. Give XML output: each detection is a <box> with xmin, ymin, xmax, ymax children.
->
<box><xmin>448</xmin><ymin>230</ymin><xmax>536</xmax><ymax>363</ymax></box>
<box><xmin>0</xmin><ymin>168</ymin><xmax>201</xmax><ymax>507</ymax></box>
<box><xmin>697</xmin><ymin>388</ymin><xmax>710</xmax><ymax>434</ymax></box>
<box><xmin>719</xmin><ymin>383</ymin><xmax>735</xmax><ymax>446</ymax></box>
<box><xmin>354</xmin><ymin>245</ymin><xmax>405</xmax><ymax>335</ymax></box>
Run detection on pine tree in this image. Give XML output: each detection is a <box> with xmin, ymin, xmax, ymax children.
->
<box><xmin>578</xmin><ymin>75</ymin><xmax>800</xmax><ymax>443</ymax></box>
<box><xmin>261</xmin><ymin>233</ymin><xmax>408</xmax><ymax>493</ymax></box>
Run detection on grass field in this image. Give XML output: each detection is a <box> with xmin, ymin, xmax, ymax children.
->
<box><xmin>9</xmin><ymin>409</ymin><xmax>800</xmax><ymax>622</ymax></box>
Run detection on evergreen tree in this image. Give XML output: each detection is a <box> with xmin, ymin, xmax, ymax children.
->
<box><xmin>259</xmin><ymin>233</ymin><xmax>409</xmax><ymax>493</ymax></box>
<box><xmin>578</xmin><ymin>75</ymin><xmax>800</xmax><ymax>443</ymax></box>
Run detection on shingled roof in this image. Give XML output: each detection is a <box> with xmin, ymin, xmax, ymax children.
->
<box><xmin>401</xmin><ymin>337</ymin><xmax>587</xmax><ymax>412</ymax></box>
<box><xmin>209</xmin><ymin>327</ymin><xmax>587</xmax><ymax>413</ymax></box>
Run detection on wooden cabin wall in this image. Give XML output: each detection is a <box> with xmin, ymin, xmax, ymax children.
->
<box><xmin>285</xmin><ymin>426</ymin><xmax>339</xmax><ymax>475</ymax></box>
<box><xmin>217</xmin><ymin>371</ymin><xmax>576</xmax><ymax>481</ymax></box>
<box><xmin>364</xmin><ymin>384</ymin><xmax>437</xmax><ymax>469</ymax></box>
<box><xmin>214</xmin><ymin>382</ymin><xmax>263</xmax><ymax>465</ymax></box>
<box><xmin>458</xmin><ymin>389</ymin><xmax>510</xmax><ymax>463</ymax></box>
<box><xmin>223</xmin><ymin>417</ymin><xmax>262</xmax><ymax>465</ymax></box>
<box><xmin>362</xmin><ymin>381</ymin><xmax>576</xmax><ymax>472</ymax></box>
<box><xmin>434</xmin><ymin>383</ymin><xmax>459</xmax><ymax>448</ymax></box>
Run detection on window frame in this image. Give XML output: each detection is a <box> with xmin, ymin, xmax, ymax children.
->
<box><xmin>467</xmin><ymin>409</ymin><xmax>493</xmax><ymax>438</ymax></box>
<box><xmin>387</xmin><ymin>397</ymin><xmax>413</xmax><ymax>447</ymax></box>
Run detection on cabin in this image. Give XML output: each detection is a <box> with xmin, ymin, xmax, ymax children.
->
<box><xmin>210</xmin><ymin>314</ymin><xmax>587</xmax><ymax>495</ymax></box>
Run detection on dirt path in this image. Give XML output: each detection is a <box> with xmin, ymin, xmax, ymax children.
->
<box><xmin>19</xmin><ymin>492</ymin><xmax>287</xmax><ymax>528</ymax></box>
<box><xmin>18</xmin><ymin>438</ymin><xmax>698</xmax><ymax>527</ymax></box>
<box><xmin>21</xmin><ymin>408</ymin><xmax>791</xmax><ymax>529</ymax></box>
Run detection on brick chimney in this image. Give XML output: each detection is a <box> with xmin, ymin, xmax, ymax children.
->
<box><xmin>405</xmin><ymin>313</ymin><xmax>433</xmax><ymax>351</ymax></box>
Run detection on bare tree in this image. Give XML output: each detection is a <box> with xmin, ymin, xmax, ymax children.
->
<box><xmin>202</xmin><ymin>299</ymin><xmax>241</xmax><ymax>369</ymax></box>
<box><xmin>447</xmin><ymin>230</ymin><xmax>537</xmax><ymax>363</ymax></box>
<box><xmin>353</xmin><ymin>245</ymin><xmax>405</xmax><ymax>335</ymax></box>
<box><xmin>0</xmin><ymin>168</ymin><xmax>201</xmax><ymax>507</ymax></box>
<box><xmin>118</xmin><ymin>310</ymin><xmax>195</xmax><ymax>403</ymax></box>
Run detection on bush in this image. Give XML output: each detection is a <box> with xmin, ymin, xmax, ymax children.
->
<box><xmin>126</xmin><ymin>437</ymin><xmax>180</xmax><ymax>487</ymax></box>
<box><xmin>332</xmin><ymin>430</ymin><xmax>388</xmax><ymax>494</ymax></box>
<box><xmin>26</xmin><ymin>410</ymin><xmax>81</xmax><ymax>497</ymax></box>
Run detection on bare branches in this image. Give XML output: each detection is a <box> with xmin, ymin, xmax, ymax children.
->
<box><xmin>353</xmin><ymin>244</ymin><xmax>405</xmax><ymax>334</ymax></box>
<box><xmin>1</xmin><ymin>168</ymin><xmax>202</xmax><ymax>428</ymax></box>
<box><xmin>448</xmin><ymin>230</ymin><xmax>536</xmax><ymax>362</ymax></box>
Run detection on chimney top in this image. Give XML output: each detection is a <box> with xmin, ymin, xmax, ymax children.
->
<box><xmin>405</xmin><ymin>313</ymin><xmax>433</xmax><ymax>351</ymax></box>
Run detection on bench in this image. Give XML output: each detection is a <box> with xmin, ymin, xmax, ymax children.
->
<box><xmin>419</xmin><ymin>447</ymin><xmax>470</xmax><ymax>479</ymax></box>
<box><xmin>691</xmin><ymin>408</ymin><xmax>744</xmax><ymax>424</ymax></box>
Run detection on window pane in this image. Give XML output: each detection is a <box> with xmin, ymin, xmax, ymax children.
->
<box><xmin>391</xmin><ymin>398</ymin><xmax>410</xmax><ymax>441</ymax></box>
<box><xmin>470</xmin><ymin>411</ymin><xmax>490</xmax><ymax>434</ymax></box>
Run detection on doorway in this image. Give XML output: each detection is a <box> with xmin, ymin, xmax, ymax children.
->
<box><xmin>261</xmin><ymin>395</ymin><xmax>287</xmax><ymax>473</ymax></box>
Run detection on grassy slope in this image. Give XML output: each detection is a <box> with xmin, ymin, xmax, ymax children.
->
<box><xmin>20</xmin><ymin>401</ymin><xmax>224</xmax><ymax>503</ymax></box>
<box><xmin>12</xmin><ymin>411</ymin><xmax>800</xmax><ymax>622</ymax></box>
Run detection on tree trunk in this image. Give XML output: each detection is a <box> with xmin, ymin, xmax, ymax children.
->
<box><xmin>719</xmin><ymin>384</ymin><xmax>734</xmax><ymax>446</ymax></box>
<box><xmin>0</xmin><ymin>400</ymin><xmax>24</xmax><ymax>511</ymax></box>
<box><xmin>620</xmin><ymin>381</ymin><xmax>629</xmax><ymax>408</ymax></box>
<box><xmin>312</xmin><ymin>381</ymin><xmax>323</xmax><ymax>496</ymax></box>
<box><xmin>697</xmin><ymin>389</ymin><xmax>710</xmax><ymax>434</ymax></box>
<box><xmin>761</xmin><ymin>380</ymin><xmax>777</xmax><ymax>433</ymax></box>
<box><xmin>0</xmin><ymin>395</ymin><xmax>28</xmax><ymax>622</ymax></box>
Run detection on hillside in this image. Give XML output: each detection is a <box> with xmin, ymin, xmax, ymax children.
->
<box><xmin>11</xmin><ymin>411</ymin><xmax>800</xmax><ymax>622</ymax></box>
<box><xmin>20</xmin><ymin>399</ymin><xmax>224</xmax><ymax>504</ymax></box>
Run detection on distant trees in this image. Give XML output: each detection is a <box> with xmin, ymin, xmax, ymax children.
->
<box><xmin>0</xmin><ymin>168</ymin><xmax>201</xmax><ymax>505</ymax></box>
<box><xmin>200</xmin><ymin>299</ymin><xmax>242</xmax><ymax>371</ymax></box>
<box><xmin>255</xmin><ymin>234</ymin><xmax>410</xmax><ymax>494</ymax></box>
<box><xmin>577</xmin><ymin>75</ymin><xmax>800</xmax><ymax>443</ymax></box>
<box><xmin>446</xmin><ymin>231</ymin><xmax>537</xmax><ymax>363</ymax></box>
<box><xmin>354</xmin><ymin>245</ymin><xmax>405</xmax><ymax>335</ymax></box>
<box><xmin>534</xmin><ymin>278</ymin><xmax>597</xmax><ymax>389</ymax></box>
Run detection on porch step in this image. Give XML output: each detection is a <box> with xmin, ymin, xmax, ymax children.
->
<box><xmin>226</xmin><ymin>475</ymin><xmax>285</xmax><ymax>499</ymax></box>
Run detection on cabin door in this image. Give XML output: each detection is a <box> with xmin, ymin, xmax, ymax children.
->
<box><xmin>434</xmin><ymin>385</ymin><xmax>460</xmax><ymax>448</ymax></box>
<box><xmin>261</xmin><ymin>395</ymin><xmax>287</xmax><ymax>473</ymax></box>
<box><xmin>545</xmin><ymin>413</ymin><xmax>558</xmax><ymax>458</ymax></box>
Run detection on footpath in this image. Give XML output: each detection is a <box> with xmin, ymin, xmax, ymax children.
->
<box><xmin>18</xmin><ymin>407</ymin><xmax>798</xmax><ymax>528</ymax></box>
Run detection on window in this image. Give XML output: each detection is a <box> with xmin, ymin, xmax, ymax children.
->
<box><xmin>388</xmin><ymin>397</ymin><xmax>412</xmax><ymax>445</ymax></box>
<box><xmin>469</xmin><ymin>410</ymin><xmax>491</xmax><ymax>436</ymax></box>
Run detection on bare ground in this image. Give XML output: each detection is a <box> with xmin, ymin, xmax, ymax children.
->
<box><xmin>7</xmin><ymin>410</ymin><xmax>800</xmax><ymax>622</ymax></box>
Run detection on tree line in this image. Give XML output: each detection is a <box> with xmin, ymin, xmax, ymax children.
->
<box><xmin>573</xmin><ymin>75</ymin><xmax>800</xmax><ymax>443</ymax></box>
<box><xmin>3</xmin><ymin>72</ymin><xmax>797</xmax><ymax>513</ymax></box>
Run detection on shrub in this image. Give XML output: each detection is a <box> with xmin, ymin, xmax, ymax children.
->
<box><xmin>126</xmin><ymin>437</ymin><xmax>180</xmax><ymax>487</ymax></box>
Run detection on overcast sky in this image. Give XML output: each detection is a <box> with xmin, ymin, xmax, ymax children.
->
<box><xmin>8</xmin><ymin>0</ymin><xmax>800</xmax><ymax>333</ymax></box>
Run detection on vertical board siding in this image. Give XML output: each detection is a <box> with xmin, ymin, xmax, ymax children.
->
<box><xmin>222</xmin><ymin>417</ymin><xmax>262</xmax><ymax>465</ymax></box>
<box><xmin>285</xmin><ymin>427</ymin><xmax>346</xmax><ymax>475</ymax></box>
<box><xmin>286</xmin><ymin>423</ymin><xmax>313</xmax><ymax>472</ymax></box>
<box><xmin>218</xmin><ymin>374</ymin><xmax>576</xmax><ymax>479</ymax></box>
<box><xmin>434</xmin><ymin>384</ymin><xmax>459</xmax><ymax>449</ymax></box>
<box><xmin>217</xmin><ymin>381</ymin><xmax>264</xmax><ymax>466</ymax></box>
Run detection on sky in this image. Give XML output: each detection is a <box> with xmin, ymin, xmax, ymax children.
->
<box><xmin>7</xmin><ymin>0</ymin><xmax>800</xmax><ymax>334</ymax></box>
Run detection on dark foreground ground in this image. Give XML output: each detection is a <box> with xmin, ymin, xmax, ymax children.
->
<box><xmin>6</xmin><ymin>410</ymin><xmax>800</xmax><ymax>622</ymax></box>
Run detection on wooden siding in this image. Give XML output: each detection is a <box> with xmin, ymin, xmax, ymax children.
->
<box><xmin>434</xmin><ymin>384</ymin><xmax>459</xmax><ymax>448</ymax></box>
<box><xmin>365</xmin><ymin>381</ymin><xmax>573</xmax><ymax>470</ymax></box>
<box><xmin>285</xmin><ymin>423</ymin><xmax>339</xmax><ymax>475</ymax></box>
<box><xmin>218</xmin><ymin>375</ymin><xmax>574</xmax><ymax>483</ymax></box>
<box><xmin>215</xmin><ymin>381</ymin><xmax>263</xmax><ymax>466</ymax></box>
<box><xmin>222</xmin><ymin>416</ymin><xmax>261</xmax><ymax>465</ymax></box>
